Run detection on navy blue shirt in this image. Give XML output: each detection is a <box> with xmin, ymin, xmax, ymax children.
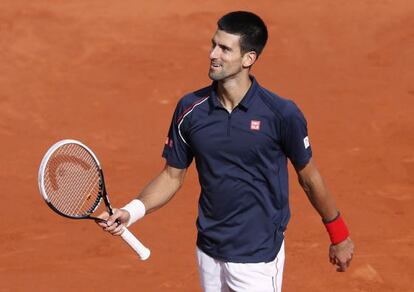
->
<box><xmin>162</xmin><ymin>77</ymin><xmax>312</xmax><ymax>263</ymax></box>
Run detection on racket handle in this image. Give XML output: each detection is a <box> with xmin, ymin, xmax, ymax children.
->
<box><xmin>120</xmin><ymin>227</ymin><xmax>151</xmax><ymax>260</ymax></box>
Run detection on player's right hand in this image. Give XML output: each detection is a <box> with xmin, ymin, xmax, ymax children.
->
<box><xmin>95</xmin><ymin>208</ymin><xmax>131</xmax><ymax>236</ymax></box>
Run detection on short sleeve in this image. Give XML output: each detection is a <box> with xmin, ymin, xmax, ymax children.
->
<box><xmin>281</xmin><ymin>102</ymin><xmax>312</xmax><ymax>169</ymax></box>
<box><xmin>162</xmin><ymin>100</ymin><xmax>194</xmax><ymax>169</ymax></box>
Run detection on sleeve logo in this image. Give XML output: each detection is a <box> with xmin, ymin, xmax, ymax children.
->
<box><xmin>165</xmin><ymin>137</ymin><xmax>173</xmax><ymax>148</ymax></box>
<box><xmin>303</xmin><ymin>136</ymin><xmax>310</xmax><ymax>149</ymax></box>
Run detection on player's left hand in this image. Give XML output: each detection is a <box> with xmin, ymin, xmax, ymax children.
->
<box><xmin>329</xmin><ymin>237</ymin><xmax>354</xmax><ymax>272</ymax></box>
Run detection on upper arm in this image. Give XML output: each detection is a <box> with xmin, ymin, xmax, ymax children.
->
<box><xmin>162</xmin><ymin>98</ymin><xmax>196</xmax><ymax>169</ymax></box>
<box><xmin>280</xmin><ymin>101</ymin><xmax>312</xmax><ymax>169</ymax></box>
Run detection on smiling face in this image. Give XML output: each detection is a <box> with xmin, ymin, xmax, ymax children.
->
<box><xmin>208</xmin><ymin>30</ymin><xmax>255</xmax><ymax>82</ymax></box>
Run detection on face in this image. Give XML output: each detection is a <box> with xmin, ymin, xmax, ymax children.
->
<box><xmin>208</xmin><ymin>30</ymin><xmax>246</xmax><ymax>81</ymax></box>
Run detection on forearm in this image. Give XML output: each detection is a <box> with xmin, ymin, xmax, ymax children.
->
<box><xmin>298</xmin><ymin>161</ymin><xmax>338</xmax><ymax>222</ymax></box>
<box><xmin>136</xmin><ymin>164</ymin><xmax>186</xmax><ymax>214</ymax></box>
<box><xmin>297</xmin><ymin>160</ymin><xmax>354</xmax><ymax>270</ymax></box>
<box><xmin>104</xmin><ymin>165</ymin><xmax>185</xmax><ymax>232</ymax></box>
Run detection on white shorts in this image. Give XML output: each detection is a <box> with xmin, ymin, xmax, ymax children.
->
<box><xmin>196</xmin><ymin>241</ymin><xmax>285</xmax><ymax>292</ymax></box>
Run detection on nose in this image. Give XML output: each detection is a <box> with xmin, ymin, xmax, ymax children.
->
<box><xmin>209</xmin><ymin>45</ymin><xmax>219</xmax><ymax>60</ymax></box>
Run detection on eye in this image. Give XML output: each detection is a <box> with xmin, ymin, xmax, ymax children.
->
<box><xmin>219</xmin><ymin>45</ymin><xmax>231</xmax><ymax>53</ymax></box>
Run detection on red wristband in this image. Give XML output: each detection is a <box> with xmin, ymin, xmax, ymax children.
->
<box><xmin>324</xmin><ymin>214</ymin><xmax>349</xmax><ymax>245</ymax></box>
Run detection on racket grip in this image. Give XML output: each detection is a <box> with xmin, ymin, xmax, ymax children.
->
<box><xmin>120</xmin><ymin>227</ymin><xmax>151</xmax><ymax>261</ymax></box>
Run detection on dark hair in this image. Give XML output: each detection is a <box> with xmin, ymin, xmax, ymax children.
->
<box><xmin>217</xmin><ymin>11</ymin><xmax>268</xmax><ymax>57</ymax></box>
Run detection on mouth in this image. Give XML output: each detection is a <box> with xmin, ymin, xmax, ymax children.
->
<box><xmin>210</xmin><ymin>62</ymin><xmax>221</xmax><ymax>70</ymax></box>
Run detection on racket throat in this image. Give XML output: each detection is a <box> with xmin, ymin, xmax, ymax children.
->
<box><xmin>98</xmin><ymin>170</ymin><xmax>114</xmax><ymax>215</ymax></box>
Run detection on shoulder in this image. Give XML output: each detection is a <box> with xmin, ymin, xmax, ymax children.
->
<box><xmin>257</xmin><ymin>87</ymin><xmax>305</xmax><ymax>121</ymax></box>
<box><xmin>172</xmin><ymin>85</ymin><xmax>211</xmax><ymax>123</ymax></box>
<box><xmin>175</xmin><ymin>85</ymin><xmax>211</xmax><ymax>113</ymax></box>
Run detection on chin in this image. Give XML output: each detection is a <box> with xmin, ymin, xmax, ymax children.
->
<box><xmin>208</xmin><ymin>71</ymin><xmax>224</xmax><ymax>81</ymax></box>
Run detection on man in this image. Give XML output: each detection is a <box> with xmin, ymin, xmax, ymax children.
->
<box><xmin>97</xmin><ymin>11</ymin><xmax>354</xmax><ymax>292</ymax></box>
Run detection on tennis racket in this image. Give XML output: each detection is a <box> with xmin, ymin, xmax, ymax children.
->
<box><xmin>38</xmin><ymin>139</ymin><xmax>150</xmax><ymax>260</ymax></box>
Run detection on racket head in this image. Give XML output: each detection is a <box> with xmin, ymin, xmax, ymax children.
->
<box><xmin>38</xmin><ymin>139</ymin><xmax>104</xmax><ymax>219</ymax></box>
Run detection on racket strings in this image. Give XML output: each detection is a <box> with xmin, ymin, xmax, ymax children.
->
<box><xmin>43</xmin><ymin>143</ymin><xmax>101</xmax><ymax>217</ymax></box>
<box><xmin>49</xmin><ymin>146</ymin><xmax>100</xmax><ymax>215</ymax></box>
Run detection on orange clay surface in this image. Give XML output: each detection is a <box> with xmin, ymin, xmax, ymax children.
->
<box><xmin>0</xmin><ymin>1</ymin><xmax>413</xmax><ymax>291</ymax></box>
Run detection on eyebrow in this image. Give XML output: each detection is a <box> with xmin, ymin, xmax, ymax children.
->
<box><xmin>211</xmin><ymin>39</ymin><xmax>232</xmax><ymax>51</ymax></box>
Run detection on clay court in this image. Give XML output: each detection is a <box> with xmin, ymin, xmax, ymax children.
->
<box><xmin>1</xmin><ymin>1</ymin><xmax>413</xmax><ymax>291</ymax></box>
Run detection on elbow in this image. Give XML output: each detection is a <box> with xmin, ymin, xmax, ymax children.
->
<box><xmin>298</xmin><ymin>175</ymin><xmax>311</xmax><ymax>194</ymax></box>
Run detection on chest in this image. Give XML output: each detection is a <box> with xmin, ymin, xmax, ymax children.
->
<box><xmin>186</xmin><ymin>109</ymin><xmax>283</xmax><ymax>162</ymax></box>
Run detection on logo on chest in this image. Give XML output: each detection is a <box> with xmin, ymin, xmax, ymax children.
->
<box><xmin>250</xmin><ymin>120</ymin><xmax>261</xmax><ymax>131</ymax></box>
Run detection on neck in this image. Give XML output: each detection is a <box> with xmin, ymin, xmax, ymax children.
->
<box><xmin>217</xmin><ymin>74</ymin><xmax>252</xmax><ymax>112</ymax></box>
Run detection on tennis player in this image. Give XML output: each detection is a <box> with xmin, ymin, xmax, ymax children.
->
<box><xmin>97</xmin><ymin>11</ymin><xmax>354</xmax><ymax>291</ymax></box>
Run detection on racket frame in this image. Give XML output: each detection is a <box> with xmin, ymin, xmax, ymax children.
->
<box><xmin>38</xmin><ymin>139</ymin><xmax>151</xmax><ymax>260</ymax></box>
<box><xmin>38</xmin><ymin>139</ymin><xmax>104</xmax><ymax>220</ymax></box>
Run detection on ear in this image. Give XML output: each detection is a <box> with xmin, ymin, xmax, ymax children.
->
<box><xmin>242</xmin><ymin>51</ymin><xmax>257</xmax><ymax>68</ymax></box>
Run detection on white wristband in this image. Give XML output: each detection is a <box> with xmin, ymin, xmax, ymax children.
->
<box><xmin>121</xmin><ymin>199</ymin><xmax>146</xmax><ymax>227</ymax></box>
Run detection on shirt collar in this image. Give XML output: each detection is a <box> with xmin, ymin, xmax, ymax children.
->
<box><xmin>209</xmin><ymin>76</ymin><xmax>259</xmax><ymax>113</ymax></box>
